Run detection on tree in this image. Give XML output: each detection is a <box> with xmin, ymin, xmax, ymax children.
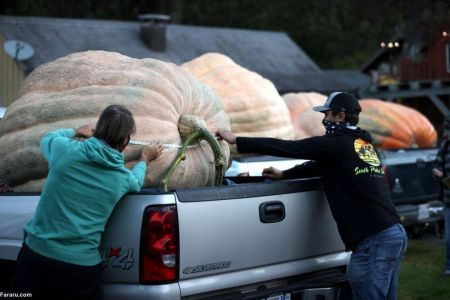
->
<box><xmin>1</xmin><ymin>0</ymin><xmax>448</xmax><ymax>69</ymax></box>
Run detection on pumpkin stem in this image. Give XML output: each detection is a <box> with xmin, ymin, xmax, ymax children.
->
<box><xmin>161</xmin><ymin>116</ymin><xmax>225</xmax><ymax>192</ymax></box>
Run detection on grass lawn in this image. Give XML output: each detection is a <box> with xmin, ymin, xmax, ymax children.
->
<box><xmin>399</xmin><ymin>239</ymin><xmax>449</xmax><ymax>300</ymax></box>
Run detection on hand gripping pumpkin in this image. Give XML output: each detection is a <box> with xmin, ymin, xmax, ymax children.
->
<box><xmin>182</xmin><ymin>53</ymin><xmax>295</xmax><ymax>153</ymax></box>
<box><xmin>0</xmin><ymin>51</ymin><xmax>230</xmax><ymax>192</ymax></box>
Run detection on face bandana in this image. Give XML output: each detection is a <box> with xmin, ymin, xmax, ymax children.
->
<box><xmin>322</xmin><ymin>119</ymin><xmax>354</xmax><ymax>134</ymax></box>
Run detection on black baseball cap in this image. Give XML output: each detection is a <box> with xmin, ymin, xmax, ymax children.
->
<box><xmin>313</xmin><ymin>92</ymin><xmax>361</xmax><ymax>114</ymax></box>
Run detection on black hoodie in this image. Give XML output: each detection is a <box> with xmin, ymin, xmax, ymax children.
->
<box><xmin>236</xmin><ymin>127</ymin><xmax>400</xmax><ymax>251</ymax></box>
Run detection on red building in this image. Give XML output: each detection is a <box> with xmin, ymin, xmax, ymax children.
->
<box><xmin>401</xmin><ymin>33</ymin><xmax>450</xmax><ymax>81</ymax></box>
<box><xmin>360</xmin><ymin>31</ymin><xmax>450</xmax><ymax>130</ymax></box>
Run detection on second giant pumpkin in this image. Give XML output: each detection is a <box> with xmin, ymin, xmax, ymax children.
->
<box><xmin>182</xmin><ymin>53</ymin><xmax>295</xmax><ymax>149</ymax></box>
<box><xmin>282</xmin><ymin>92</ymin><xmax>326</xmax><ymax>138</ymax></box>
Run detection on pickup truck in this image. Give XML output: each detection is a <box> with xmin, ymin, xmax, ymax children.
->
<box><xmin>377</xmin><ymin>148</ymin><xmax>443</xmax><ymax>237</ymax></box>
<box><xmin>0</xmin><ymin>157</ymin><xmax>351</xmax><ymax>300</ymax></box>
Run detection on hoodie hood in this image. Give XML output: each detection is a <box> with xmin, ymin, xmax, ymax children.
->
<box><xmin>325</xmin><ymin>122</ymin><xmax>373</xmax><ymax>143</ymax></box>
<box><xmin>83</xmin><ymin>137</ymin><xmax>125</xmax><ymax>169</ymax></box>
<box><xmin>341</xmin><ymin>126</ymin><xmax>373</xmax><ymax>143</ymax></box>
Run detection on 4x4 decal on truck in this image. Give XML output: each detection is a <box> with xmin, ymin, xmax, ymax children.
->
<box><xmin>100</xmin><ymin>247</ymin><xmax>135</xmax><ymax>270</ymax></box>
<box><xmin>183</xmin><ymin>261</ymin><xmax>232</xmax><ymax>274</ymax></box>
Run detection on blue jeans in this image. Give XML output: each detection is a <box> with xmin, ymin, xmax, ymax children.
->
<box><xmin>445</xmin><ymin>203</ymin><xmax>450</xmax><ymax>271</ymax></box>
<box><xmin>348</xmin><ymin>223</ymin><xmax>408</xmax><ymax>300</ymax></box>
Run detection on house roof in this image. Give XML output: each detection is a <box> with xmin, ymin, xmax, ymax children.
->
<box><xmin>0</xmin><ymin>15</ymin><xmax>359</xmax><ymax>93</ymax></box>
<box><xmin>360</xmin><ymin>47</ymin><xmax>389</xmax><ymax>73</ymax></box>
<box><xmin>359</xmin><ymin>46</ymin><xmax>407</xmax><ymax>74</ymax></box>
<box><xmin>359</xmin><ymin>36</ymin><xmax>404</xmax><ymax>73</ymax></box>
<box><xmin>270</xmin><ymin>71</ymin><xmax>354</xmax><ymax>94</ymax></box>
<box><xmin>323</xmin><ymin>70</ymin><xmax>370</xmax><ymax>92</ymax></box>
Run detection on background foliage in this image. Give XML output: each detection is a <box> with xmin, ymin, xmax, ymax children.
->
<box><xmin>0</xmin><ymin>0</ymin><xmax>449</xmax><ymax>69</ymax></box>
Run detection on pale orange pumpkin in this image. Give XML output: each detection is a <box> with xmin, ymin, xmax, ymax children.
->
<box><xmin>182</xmin><ymin>53</ymin><xmax>295</xmax><ymax>149</ymax></box>
<box><xmin>359</xmin><ymin>99</ymin><xmax>437</xmax><ymax>149</ymax></box>
<box><xmin>282</xmin><ymin>92</ymin><xmax>326</xmax><ymax>138</ymax></box>
<box><xmin>0</xmin><ymin>51</ymin><xmax>230</xmax><ymax>192</ymax></box>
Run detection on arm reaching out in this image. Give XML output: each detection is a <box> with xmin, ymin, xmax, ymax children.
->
<box><xmin>140</xmin><ymin>143</ymin><xmax>164</xmax><ymax>164</ymax></box>
<box><xmin>216</xmin><ymin>129</ymin><xmax>237</xmax><ymax>145</ymax></box>
<box><xmin>75</xmin><ymin>125</ymin><xmax>95</xmax><ymax>139</ymax></box>
<box><xmin>262</xmin><ymin>166</ymin><xmax>284</xmax><ymax>180</ymax></box>
<box><xmin>128</xmin><ymin>142</ymin><xmax>164</xmax><ymax>192</ymax></box>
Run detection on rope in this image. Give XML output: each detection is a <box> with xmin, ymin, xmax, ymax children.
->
<box><xmin>129</xmin><ymin>137</ymin><xmax>219</xmax><ymax>149</ymax></box>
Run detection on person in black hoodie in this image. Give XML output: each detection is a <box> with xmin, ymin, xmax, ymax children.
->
<box><xmin>216</xmin><ymin>92</ymin><xmax>407</xmax><ymax>300</ymax></box>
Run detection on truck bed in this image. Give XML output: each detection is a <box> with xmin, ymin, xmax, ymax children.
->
<box><xmin>0</xmin><ymin>176</ymin><xmax>349</xmax><ymax>299</ymax></box>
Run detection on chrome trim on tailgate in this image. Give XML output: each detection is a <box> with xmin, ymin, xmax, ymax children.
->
<box><xmin>179</xmin><ymin>252</ymin><xmax>350</xmax><ymax>297</ymax></box>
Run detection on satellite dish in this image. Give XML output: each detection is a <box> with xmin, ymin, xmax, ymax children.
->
<box><xmin>3</xmin><ymin>40</ymin><xmax>34</xmax><ymax>61</ymax></box>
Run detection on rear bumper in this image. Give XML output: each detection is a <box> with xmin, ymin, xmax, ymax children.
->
<box><xmin>101</xmin><ymin>283</ymin><xmax>349</xmax><ymax>300</ymax></box>
<box><xmin>181</xmin><ymin>267</ymin><xmax>350</xmax><ymax>300</ymax></box>
<box><xmin>101</xmin><ymin>251</ymin><xmax>350</xmax><ymax>300</ymax></box>
<box><xmin>396</xmin><ymin>200</ymin><xmax>444</xmax><ymax>227</ymax></box>
<box><xmin>101</xmin><ymin>283</ymin><xmax>181</xmax><ymax>300</ymax></box>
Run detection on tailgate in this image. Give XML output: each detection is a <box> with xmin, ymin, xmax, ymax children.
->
<box><xmin>176</xmin><ymin>179</ymin><xmax>346</xmax><ymax>296</ymax></box>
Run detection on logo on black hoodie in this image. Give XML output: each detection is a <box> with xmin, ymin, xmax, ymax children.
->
<box><xmin>354</xmin><ymin>138</ymin><xmax>380</xmax><ymax>166</ymax></box>
<box><xmin>353</xmin><ymin>139</ymin><xmax>384</xmax><ymax>177</ymax></box>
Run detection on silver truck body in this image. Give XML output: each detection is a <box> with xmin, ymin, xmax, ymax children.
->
<box><xmin>0</xmin><ymin>158</ymin><xmax>350</xmax><ymax>299</ymax></box>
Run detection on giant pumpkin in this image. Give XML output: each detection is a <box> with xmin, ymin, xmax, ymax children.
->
<box><xmin>0</xmin><ymin>51</ymin><xmax>230</xmax><ymax>192</ymax></box>
<box><xmin>283</xmin><ymin>94</ymin><xmax>436</xmax><ymax>149</ymax></box>
<box><xmin>182</xmin><ymin>53</ymin><xmax>295</xmax><ymax>151</ymax></box>
<box><xmin>282</xmin><ymin>92</ymin><xmax>325</xmax><ymax>138</ymax></box>
<box><xmin>359</xmin><ymin>99</ymin><xmax>437</xmax><ymax>149</ymax></box>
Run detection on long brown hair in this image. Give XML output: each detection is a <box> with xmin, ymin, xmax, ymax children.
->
<box><xmin>94</xmin><ymin>105</ymin><xmax>136</xmax><ymax>150</ymax></box>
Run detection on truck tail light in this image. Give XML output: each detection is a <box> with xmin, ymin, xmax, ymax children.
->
<box><xmin>140</xmin><ymin>205</ymin><xmax>178</xmax><ymax>284</ymax></box>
